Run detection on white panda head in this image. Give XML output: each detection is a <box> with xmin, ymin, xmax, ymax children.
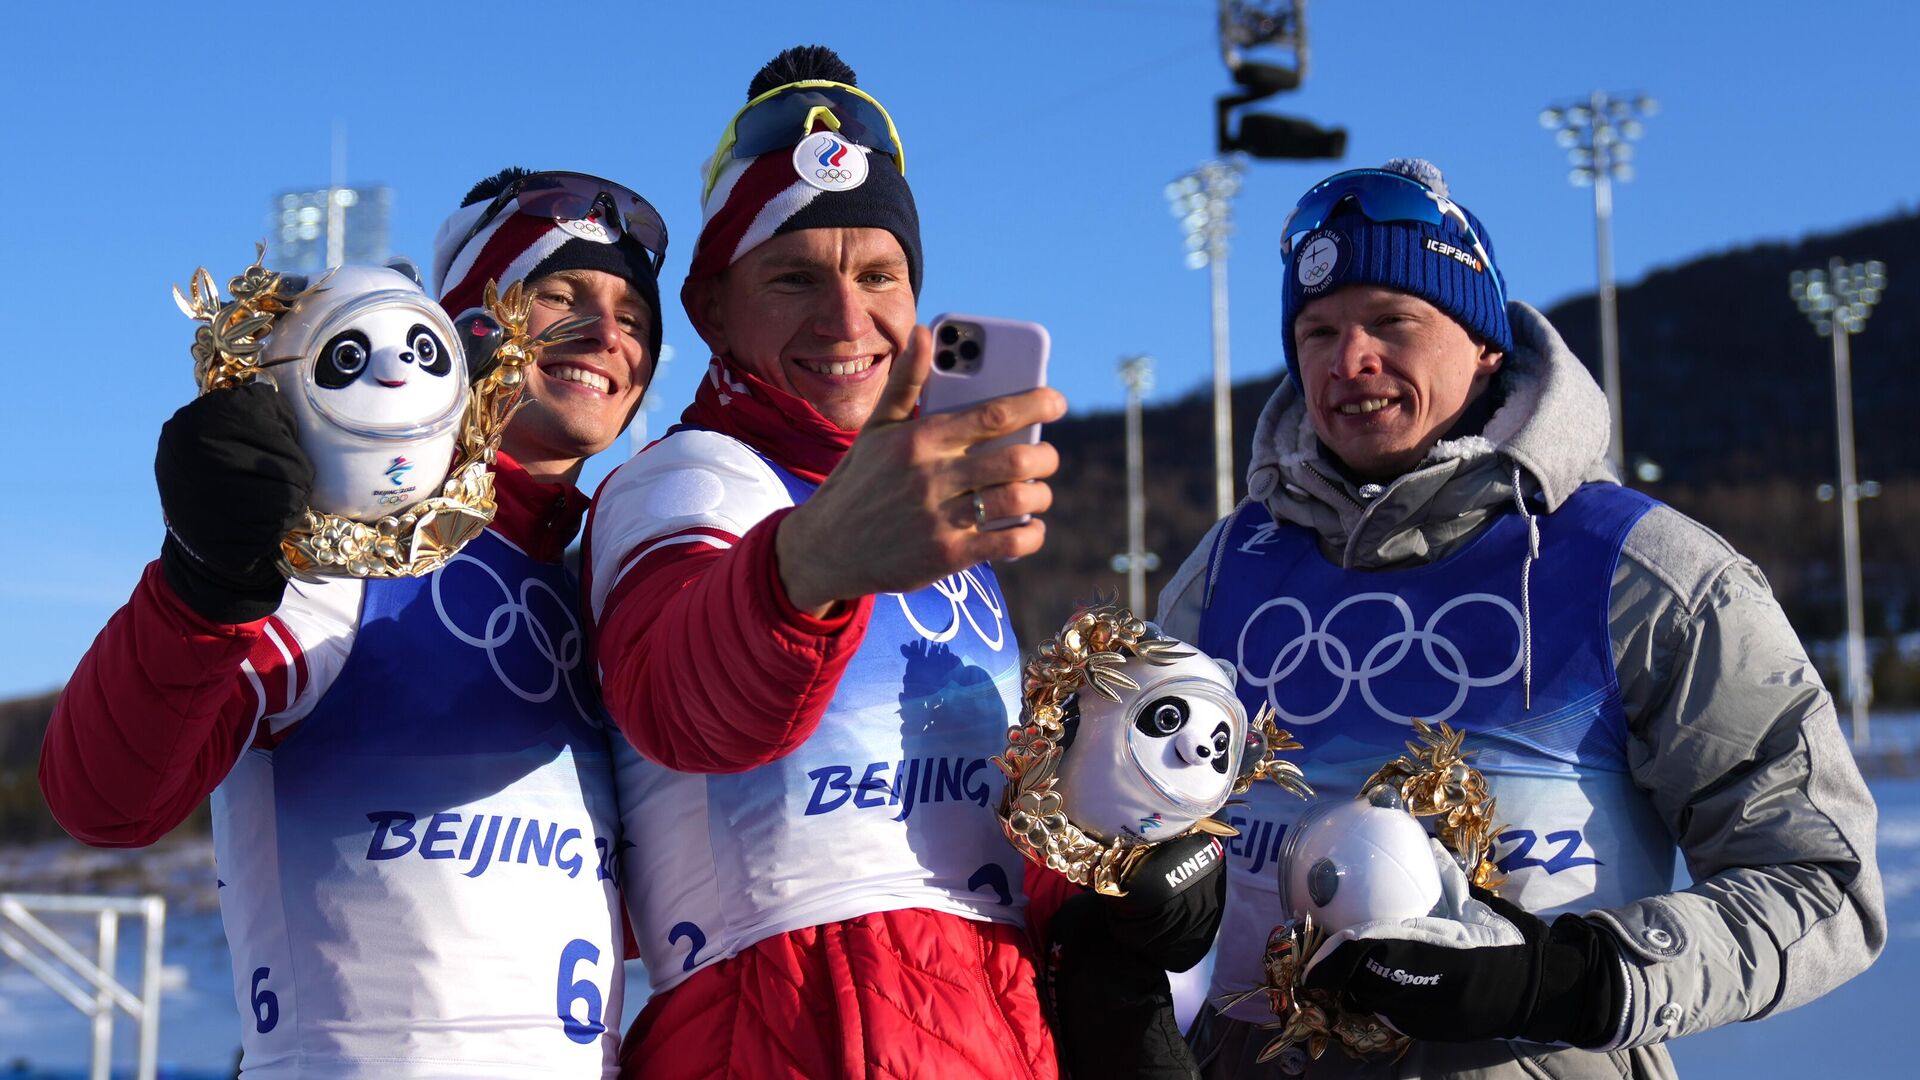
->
<box><xmin>306</xmin><ymin>302</ymin><xmax>459</xmax><ymax>432</ymax></box>
<box><xmin>1275</xmin><ymin>790</ymin><xmax>1443</xmax><ymax>935</ymax></box>
<box><xmin>1053</xmin><ymin>643</ymin><xmax>1251</xmax><ymax>843</ymax></box>
<box><xmin>259</xmin><ymin>265</ymin><xmax>469</xmax><ymax>521</ymax></box>
<box><xmin>1121</xmin><ymin>657</ymin><xmax>1245</xmax><ymax>810</ymax></box>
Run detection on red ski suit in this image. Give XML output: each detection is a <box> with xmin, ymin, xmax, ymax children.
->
<box><xmin>39</xmin><ymin>455</ymin><xmax>589</xmax><ymax>847</ymax></box>
<box><xmin>588</xmin><ymin>367</ymin><xmax>1060</xmax><ymax>1080</ymax></box>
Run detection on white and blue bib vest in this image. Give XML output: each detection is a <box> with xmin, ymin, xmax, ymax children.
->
<box><xmin>1196</xmin><ymin>483</ymin><xmax>1672</xmax><ymax>1018</ymax></box>
<box><xmin>615</xmin><ymin>450</ymin><xmax>1028</xmax><ymax>995</ymax></box>
<box><xmin>214</xmin><ymin>531</ymin><xmax>623</xmax><ymax>1076</ymax></box>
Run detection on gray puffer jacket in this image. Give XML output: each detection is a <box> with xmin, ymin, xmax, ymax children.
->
<box><xmin>1157</xmin><ymin>301</ymin><xmax>1884</xmax><ymax>1079</ymax></box>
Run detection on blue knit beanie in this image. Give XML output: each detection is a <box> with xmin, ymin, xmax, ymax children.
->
<box><xmin>1281</xmin><ymin>159</ymin><xmax>1512</xmax><ymax>386</ymax></box>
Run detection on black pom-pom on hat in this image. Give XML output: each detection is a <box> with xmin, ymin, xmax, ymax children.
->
<box><xmin>461</xmin><ymin>166</ymin><xmax>532</xmax><ymax>208</ymax></box>
<box><xmin>747</xmin><ymin>45</ymin><xmax>857</xmax><ymax>99</ymax></box>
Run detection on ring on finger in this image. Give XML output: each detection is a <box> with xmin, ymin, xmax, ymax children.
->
<box><xmin>972</xmin><ymin>490</ymin><xmax>989</xmax><ymax>528</ymax></box>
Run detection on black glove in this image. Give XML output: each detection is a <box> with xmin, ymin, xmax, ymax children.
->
<box><xmin>1103</xmin><ymin>829</ymin><xmax>1229</xmax><ymax>973</ymax></box>
<box><xmin>154</xmin><ymin>383</ymin><xmax>313</xmax><ymax>623</ymax></box>
<box><xmin>1046</xmin><ymin>892</ymin><xmax>1201</xmax><ymax>1080</ymax></box>
<box><xmin>1042</xmin><ymin>831</ymin><xmax>1226</xmax><ymax>1079</ymax></box>
<box><xmin>1301</xmin><ymin>884</ymin><xmax>1624</xmax><ymax>1046</ymax></box>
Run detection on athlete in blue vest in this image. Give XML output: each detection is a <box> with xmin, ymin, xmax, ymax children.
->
<box><xmin>1159</xmin><ymin>159</ymin><xmax>1883</xmax><ymax>1078</ymax></box>
<box><xmin>43</xmin><ymin>168</ymin><xmax>668</xmax><ymax>1077</ymax></box>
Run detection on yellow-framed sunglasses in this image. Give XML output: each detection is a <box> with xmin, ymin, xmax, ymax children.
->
<box><xmin>701</xmin><ymin>80</ymin><xmax>906</xmax><ymax>201</ymax></box>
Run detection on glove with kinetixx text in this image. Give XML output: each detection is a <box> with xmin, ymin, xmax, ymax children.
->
<box><xmin>1046</xmin><ymin>829</ymin><xmax>1227</xmax><ymax>1079</ymax></box>
<box><xmin>155</xmin><ymin>383</ymin><xmax>314</xmax><ymax>623</ymax></box>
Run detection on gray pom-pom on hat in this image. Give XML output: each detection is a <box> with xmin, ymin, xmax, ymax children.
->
<box><xmin>1381</xmin><ymin>157</ymin><xmax>1449</xmax><ymax>197</ymax></box>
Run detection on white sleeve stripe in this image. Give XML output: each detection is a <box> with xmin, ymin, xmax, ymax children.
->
<box><xmin>598</xmin><ymin>533</ymin><xmax>734</xmax><ymax>620</ymax></box>
<box><xmin>238</xmin><ymin>662</ymin><xmax>269</xmax><ymax>727</ymax></box>
<box><xmin>261</xmin><ymin>621</ymin><xmax>298</xmax><ymax>715</ymax></box>
<box><xmin>235</xmin><ymin>661</ymin><xmax>268</xmax><ymax>765</ymax></box>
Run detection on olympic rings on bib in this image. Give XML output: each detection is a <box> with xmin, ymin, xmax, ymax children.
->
<box><xmin>1235</xmin><ymin>591</ymin><xmax>1524</xmax><ymax>726</ymax></box>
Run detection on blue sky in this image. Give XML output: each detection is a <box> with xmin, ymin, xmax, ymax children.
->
<box><xmin>2</xmin><ymin>0</ymin><xmax>1914</xmax><ymax>696</ymax></box>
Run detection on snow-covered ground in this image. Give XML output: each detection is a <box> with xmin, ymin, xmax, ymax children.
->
<box><xmin>5</xmin><ymin>764</ymin><xmax>1918</xmax><ymax>1075</ymax></box>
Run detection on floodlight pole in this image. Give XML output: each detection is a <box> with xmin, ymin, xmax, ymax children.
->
<box><xmin>1167</xmin><ymin>159</ymin><xmax>1245</xmax><ymax>520</ymax></box>
<box><xmin>327</xmin><ymin>123</ymin><xmax>347</xmax><ymax>268</ymax></box>
<box><xmin>1591</xmin><ymin>153</ymin><xmax>1622</xmax><ymax>478</ymax></box>
<box><xmin>1829</xmin><ymin>316</ymin><xmax>1870</xmax><ymax>747</ymax></box>
<box><xmin>1113</xmin><ymin>355</ymin><xmax>1160</xmax><ymax>614</ymax></box>
<box><xmin>1541</xmin><ymin>91</ymin><xmax>1655</xmax><ymax>480</ymax></box>
<box><xmin>1208</xmin><ymin>223</ymin><xmax>1233</xmax><ymax>519</ymax></box>
<box><xmin>1791</xmin><ymin>258</ymin><xmax>1886</xmax><ymax>747</ymax></box>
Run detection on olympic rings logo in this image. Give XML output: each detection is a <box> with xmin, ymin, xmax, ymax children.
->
<box><xmin>1235</xmin><ymin>591</ymin><xmax>1523</xmax><ymax>726</ymax></box>
<box><xmin>814</xmin><ymin>168</ymin><xmax>856</xmax><ymax>182</ymax></box>
<box><xmin>432</xmin><ymin>553</ymin><xmax>597</xmax><ymax>723</ymax></box>
<box><xmin>895</xmin><ymin>568</ymin><xmax>1006</xmax><ymax>652</ymax></box>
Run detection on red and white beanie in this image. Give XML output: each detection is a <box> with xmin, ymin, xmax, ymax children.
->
<box><xmin>683</xmin><ymin>46</ymin><xmax>923</xmax><ymax>313</ymax></box>
<box><xmin>431</xmin><ymin>168</ymin><xmax>664</xmax><ymax>356</ymax></box>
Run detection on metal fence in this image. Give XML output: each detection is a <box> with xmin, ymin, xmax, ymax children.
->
<box><xmin>0</xmin><ymin>891</ymin><xmax>166</xmax><ymax>1080</ymax></box>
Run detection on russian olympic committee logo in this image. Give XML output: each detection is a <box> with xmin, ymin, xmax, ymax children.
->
<box><xmin>794</xmin><ymin>132</ymin><xmax>869</xmax><ymax>192</ymax></box>
<box><xmin>432</xmin><ymin>553</ymin><xmax>597</xmax><ymax>724</ymax></box>
<box><xmin>1236</xmin><ymin>591</ymin><xmax>1524</xmax><ymax>725</ymax></box>
<box><xmin>1295</xmin><ymin>230</ymin><xmax>1343</xmax><ymax>294</ymax></box>
<box><xmin>894</xmin><ymin>568</ymin><xmax>1006</xmax><ymax>652</ymax></box>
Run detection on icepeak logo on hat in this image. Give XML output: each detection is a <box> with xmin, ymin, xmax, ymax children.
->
<box><xmin>1424</xmin><ymin>237</ymin><xmax>1484</xmax><ymax>273</ymax></box>
<box><xmin>794</xmin><ymin>131</ymin><xmax>869</xmax><ymax>192</ymax></box>
<box><xmin>1296</xmin><ymin>230</ymin><xmax>1343</xmax><ymax>294</ymax></box>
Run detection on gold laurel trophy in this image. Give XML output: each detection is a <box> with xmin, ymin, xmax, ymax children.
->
<box><xmin>1222</xmin><ymin>719</ymin><xmax>1503</xmax><ymax>1065</ymax></box>
<box><xmin>173</xmin><ymin>247</ymin><xmax>588</xmax><ymax>578</ymax></box>
<box><xmin>993</xmin><ymin>602</ymin><xmax>1313</xmax><ymax>896</ymax></box>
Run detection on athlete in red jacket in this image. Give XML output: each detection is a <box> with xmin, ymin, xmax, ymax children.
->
<box><xmin>42</xmin><ymin>169</ymin><xmax>668</xmax><ymax>1076</ymax></box>
<box><xmin>586</xmin><ymin>47</ymin><xmax>1068</xmax><ymax>1079</ymax></box>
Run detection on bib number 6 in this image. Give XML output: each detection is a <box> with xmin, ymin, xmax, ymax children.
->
<box><xmin>555</xmin><ymin>938</ymin><xmax>606</xmax><ymax>1044</ymax></box>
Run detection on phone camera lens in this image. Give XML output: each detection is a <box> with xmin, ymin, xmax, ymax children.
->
<box><xmin>957</xmin><ymin>340</ymin><xmax>981</xmax><ymax>362</ymax></box>
<box><xmin>935</xmin><ymin>350</ymin><xmax>957</xmax><ymax>371</ymax></box>
<box><xmin>937</xmin><ymin>324</ymin><xmax>961</xmax><ymax>346</ymax></box>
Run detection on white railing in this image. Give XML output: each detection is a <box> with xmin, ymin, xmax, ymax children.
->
<box><xmin>0</xmin><ymin>891</ymin><xmax>166</xmax><ymax>1080</ymax></box>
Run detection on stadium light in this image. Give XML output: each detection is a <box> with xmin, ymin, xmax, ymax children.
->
<box><xmin>1790</xmin><ymin>258</ymin><xmax>1887</xmax><ymax>746</ymax></box>
<box><xmin>1541</xmin><ymin>91</ymin><xmax>1656</xmax><ymax>479</ymax></box>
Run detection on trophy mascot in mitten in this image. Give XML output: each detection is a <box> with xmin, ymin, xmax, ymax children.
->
<box><xmin>41</xmin><ymin>166</ymin><xmax>669</xmax><ymax>1077</ymax></box>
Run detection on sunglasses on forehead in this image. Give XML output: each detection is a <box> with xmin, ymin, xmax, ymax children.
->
<box><xmin>458</xmin><ymin>171</ymin><xmax>669</xmax><ymax>276</ymax></box>
<box><xmin>1282</xmin><ymin>169</ymin><xmax>1505</xmax><ymax>306</ymax></box>
<box><xmin>702</xmin><ymin>80</ymin><xmax>906</xmax><ymax>201</ymax></box>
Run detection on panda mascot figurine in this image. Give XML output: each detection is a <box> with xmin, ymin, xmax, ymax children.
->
<box><xmin>1050</xmin><ymin>643</ymin><xmax>1253</xmax><ymax>845</ymax></box>
<box><xmin>997</xmin><ymin>602</ymin><xmax>1310</xmax><ymax>1080</ymax></box>
<box><xmin>1246</xmin><ymin>721</ymin><xmax>1505</xmax><ymax>1062</ymax></box>
<box><xmin>1276</xmin><ymin>785</ymin><xmax>1444</xmax><ymax>936</ymax></box>
<box><xmin>256</xmin><ymin>264</ymin><xmax>469</xmax><ymax>522</ymax></box>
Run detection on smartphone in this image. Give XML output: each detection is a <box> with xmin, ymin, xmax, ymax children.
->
<box><xmin>919</xmin><ymin>313</ymin><xmax>1052</xmax><ymax>530</ymax></box>
<box><xmin>920</xmin><ymin>313</ymin><xmax>1051</xmax><ymax>453</ymax></box>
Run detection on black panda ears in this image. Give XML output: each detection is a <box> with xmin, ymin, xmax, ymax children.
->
<box><xmin>453</xmin><ymin>308</ymin><xmax>505</xmax><ymax>385</ymax></box>
<box><xmin>385</xmin><ymin>257</ymin><xmax>425</xmax><ymax>288</ymax></box>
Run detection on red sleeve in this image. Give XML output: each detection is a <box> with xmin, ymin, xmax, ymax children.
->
<box><xmin>39</xmin><ymin>561</ymin><xmax>291</xmax><ymax>847</ymax></box>
<box><xmin>594</xmin><ymin>507</ymin><xmax>873</xmax><ymax>774</ymax></box>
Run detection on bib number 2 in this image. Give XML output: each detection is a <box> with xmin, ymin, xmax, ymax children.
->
<box><xmin>555</xmin><ymin>938</ymin><xmax>606</xmax><ymax>1044</ymax></box>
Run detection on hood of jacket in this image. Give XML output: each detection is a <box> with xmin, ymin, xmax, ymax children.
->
<box><xmin>1243</xmin><ymin>300</ymin><xmax>1619</xmax><ymax>570</ymax></box>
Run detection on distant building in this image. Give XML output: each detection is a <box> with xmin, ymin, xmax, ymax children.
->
<box><xmin>266</xmin><ymin>185</ymin><xmax>392</xmax><ymax>273</ymax></box>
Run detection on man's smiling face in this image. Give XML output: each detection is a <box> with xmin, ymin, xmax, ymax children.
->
<box><xmin>500</xmin><ymin>268</ymin><xmax>654</xmax><ymax>478</ymax></box>
<box><xmin>694</xmin><ymin>227</ymin><xmax>916</xmax><ymax>432</ymax></box>
<box><xmin>1293</xmin><ymin>285</ymin><xmax>1503</xmax><ymax>481</ymax></box>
